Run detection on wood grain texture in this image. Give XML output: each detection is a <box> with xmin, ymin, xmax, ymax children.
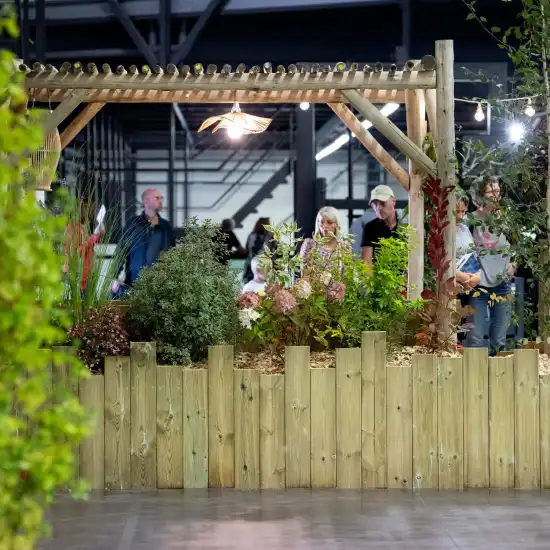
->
<box><xmin>79</xmin><ymin>375</ymin><xmax>105</xmax><ymax>490</ymax></box>
<box><xmin>463</xmin><ymin>348</ymin><xmax>489</xmax><ymax>488</ymax></box>
<box><xmin>130</xmin><ymin>342</ymin><xmax>157</xmax><ymax>490</ymax></box>
<box><xmin>489</xmin><ymin>357</ymin><xmax>515</xmax><ymax>488</ymax></box>
<box><xmin>234</xmin><ymin>369</ymin><xmax>260</xmax><ymax>489</ymax></box>
<box><xmin>156</xmin><ymin>366</ymin><xmax>183</xmax><ymax>489</ymax></box>
<box><xmin>285</xmin><ymin>346</ymin><xmax>311</xmax><ymax>488</ymax></box>
<box><xmin>336</xmin><ymin>348</ymin><xmax>362</xmax><ymax>488</ymax></box>
<box><xmin>208</xmin><ymin>345</ymin><xmax>235</xmax><ymax>487</ymax></box>
<box><xmin>259</xmin><ymin>374</ymin><xmax>285</xmax><ymax>489</ymax></box>
<box><xmin>412</xmin><ymin>355</ymin><xmax>438</xmax><ymax>489</ymax></box>
<box><xmin>104</xmin><ymin>356</ymin><xmax>131</xmax><ymax>490</ymax></box>
<box><xmin>311</xmin><ymin>368</ymin><xmax>336</xmax><ymax>488</ymax></box>
<box><xmin>387</xmin><ymin>367</ymin><xmax>412</xmax><ymax>488</ymax></box>
<box><xmin>183</xmin><ymin>369</ymin><xmax>208</xmax><ymax>488</ymax></box>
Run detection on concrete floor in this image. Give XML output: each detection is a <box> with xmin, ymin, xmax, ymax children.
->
<box><xmin>39</xmin><ymin>490</ymin><xmax>550</xmax><ymax>550</ymax></box>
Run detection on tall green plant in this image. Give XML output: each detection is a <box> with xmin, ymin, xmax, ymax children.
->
<box><xmin>0</xmin><ymin>9</ymin><xmax>91</xmax><ymax>549</ymax></box>
<box><xmin>462</xmin><ymin>0</ymin><xmax>550</xmax><ymax>339</ymax></box>
<box><xmin>60</xmin><ymin>181</ymin><xmax>135</xmax><ymax>326</ymax></box>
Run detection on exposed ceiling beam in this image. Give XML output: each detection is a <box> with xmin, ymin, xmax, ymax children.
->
<box><xmin>28</xmin><ymin>0</ymin><xmax>395</xmax><ymax>23</ymax></box>
<box><xmin>105</xmin><ymin>0</ymin><xmax>195</xmax><ymax>148</ymax></box>
<box><xmin>170</xmin><ymin>0</ymin><xmax>231</xmax><ymax>66</ymax></box>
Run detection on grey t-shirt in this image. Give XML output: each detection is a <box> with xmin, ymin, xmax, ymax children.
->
<box><xmin>471</xmin><ymin>215</ymin><xmax>512</xmax><ymax>287</ymax></box>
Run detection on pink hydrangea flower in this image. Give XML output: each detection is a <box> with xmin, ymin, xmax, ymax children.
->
<box><xmin>273</xmin><ymin>289</ymin><xmax>297</xmax><ymax>313</ymax></box>
<box><xmin>237</xmin><ymin>291</ymin><xmax>261</xmax><ymax>310</ymax></box>
<box><xmin>326</xmin><ymin>281</ymin><xmax>346</xmax><ymax>302</ymax></box>
<box><xmin>265</xmin><ymin>283</ymin><xmax>282</xmax><ymax>298</ymax></box>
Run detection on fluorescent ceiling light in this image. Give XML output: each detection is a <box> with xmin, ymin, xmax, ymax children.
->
<box><xmin>316</xmin><ymin>103</ymin><xmax>400</xmax><ymax>161</ymax></box>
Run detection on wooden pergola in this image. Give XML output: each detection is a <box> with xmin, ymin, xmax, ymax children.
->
<box><xmin>20</xmin><ymin>39</ymin><xmax>456</xmax><ymax>298</ymax></box>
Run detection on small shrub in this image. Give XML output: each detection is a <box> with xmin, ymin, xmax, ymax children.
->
<box><xmin>68</xmin><ymin>304</ymin><xmax>130</xmax><ymax>373</ymax></box>
<box><xmin>125</xmin><ymin>218</ymin><xmax>240</xmax><ymax>364</ymax></box>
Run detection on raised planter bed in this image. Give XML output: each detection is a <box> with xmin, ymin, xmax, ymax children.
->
<box><xmin>67</xmin><ymin>332</ymin><xmax>550</xmax><ymax>490</ymax></box>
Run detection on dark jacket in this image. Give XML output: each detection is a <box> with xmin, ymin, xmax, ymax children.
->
<box><xmin>121</xmin><ymin>212</ymin><xmax>174</xmax><ymax>285</ymax></box>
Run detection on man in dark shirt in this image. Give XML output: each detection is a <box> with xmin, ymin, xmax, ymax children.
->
<box><xmin>361</xmin><ymin>184</ymin><xmax>400</xmax><ymax>267</ymax></box>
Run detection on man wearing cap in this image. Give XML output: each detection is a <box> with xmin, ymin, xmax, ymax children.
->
<box><xmin>361</xmin><ymin>184</ymin><xmax>400</xmax><ymax>267</ymax></box>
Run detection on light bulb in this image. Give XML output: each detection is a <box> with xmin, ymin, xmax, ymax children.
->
<box><xmin>299</xmin><ymin>102</ymin><xmax>310</xmax><ymax>111</ymax></box>
<box><xmin>227</xmin><ymin>124</ymin><xmax>243</xmax><ymax>139</ymax></box>
<box><xmin>508</xmin><ymin>121</ymin><xmax>525</xmax><ymax>143</ymax></box>
<box><xmin>525</xmin><ymin>99</ymin><xmax>535</xmax><ymax>117</ymax></box>
<box><xmin>474</xmin><ymin>103</ymin><xmax>485</xmax><ymax>122</ymax></box>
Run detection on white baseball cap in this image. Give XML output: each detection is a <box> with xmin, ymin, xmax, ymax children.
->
<box><xmin>369</xmin><ymin>184</ymin><xmax>395</xmax><ymax>204</ymax></box>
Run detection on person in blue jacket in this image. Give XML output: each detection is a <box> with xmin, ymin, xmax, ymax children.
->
<box><xmin>112</xmin><ymin>188</ymin><xmax>174</xmax><ymax>297</ymax></box>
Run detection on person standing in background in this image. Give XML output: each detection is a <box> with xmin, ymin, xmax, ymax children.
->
<box><xmin>361</xmin><ymin>185</ymin><xmax>402</xmax><ymax>267</ymax></box>
<box><xmin>218</xmin><ymin>218</ymin><xmax>246</xmax><ymax>265</ymax></box>
<box><xmin>465</xmin><ymin>176</ymin><xmax>515</xmax><ymax>353</ymax></box>
<box><xmin>112</xmin><ymin>188</ymin><xmax>175</xmax><ymax>296</ymax></box>
<box><xmin>243</xmin><ymin>217</ymin><xmax>273</xmax><ymax>284</ymax></box>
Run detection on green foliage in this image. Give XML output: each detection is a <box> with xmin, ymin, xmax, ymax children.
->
<box><xmin>239</xmin><ymin>222</ymin><xmax>419</xmax><ymax>354</ymax></box>
<box><xmin>0</xmin><ymin>11</ymin><xmax>91</xmax><ymax>549</ymax></box>
<box><xmin>59</xmin><ymin>185</ymin><xmax>134</xmax><ymax>327</ymax></box>
<box><xmin>125</xmin><ymin>218</ymin><xmax>240</xmax><ymax>364</ymax></box>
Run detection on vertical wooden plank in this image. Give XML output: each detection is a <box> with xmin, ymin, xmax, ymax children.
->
<box><xmin>183</xmin><ymin>369</ymin><xmax>208</xmax><ymax>489</ymax></box>
<box><xmin>156</xmin><ymin>366</ymin><xmax>183</xmax><ymax>489</ymax></box>
<box><xmin>130</xmin><ymin>342</ymin><xmax>157</xmax><ymax>490</ymax></box>
<box><xmin>412</xmin><ymin>355</ymin><xmax>438</xmax><ymax>489</ymax></box>
<box><xmin>438</xmin><ymin>357</ymin><xmax>464</xmax><ymax>489</ymax></box>
<box><xmin>234</xmin><ymin>369</ymin><xmax>260</xmax><ymax>489</ymax></box>
<box><xmin>463</xmin><ymin>348</ymin><xmax>489</xmax><ymax>488</ymax></box>
<box><xmin>489</xmin><ymin>356</ymin><xmax>515</xmax><ymax>488</ymax></box>
<box><xmin>259</xmin><ymin>374</ymin><xmax>285</xmax><ymax>489</ymax></box>
<box><xmin>514</xmin><ymin>349</ymin><xmax>540</xmax><ymax>489</ymax></box>
<box><xmin>52</xmin><ymin>346</ymin><xmax>79</xmax><ymax>489</ymax></box>
<box><xmin>104</xmin><ymin>356</ymin><xmax>131</xmax><ymax>490</ymax></box>
<box><xmin>311</xmin><ymin>368</ymin><xmax>336</xmax><ymax>488</ymax></box>
<box><xmin>208</xmin><ymin>345</ymin><xmax>234</xmax><ymax>487</ymax></box>
<box><xmin>285</xmin><ymin>346</ymin><xmax>311</xmax><ymax>488</ymax></box>
<box><xmin>361</xmin><ymin>331</ymin><xmax>386</xmax><ymax>488</ymax></box>
<box><xmin>387</xmin><ymin>366</ymin><xmax>412</xmax><ymax>488</ymax></box>
<box><xmin>540</xmin><ymin>375</ymin><xmax>550</xmax><ymax>488</ymax></box>
<box><xmin>336</xmin><ymin>348</ymin><xmax>362</xmax><ymax>488</ymax></box>
<box><xmin>79</xmin><ymin>375</ymin><xmax>105</xmax><ymax>490</ymax></box>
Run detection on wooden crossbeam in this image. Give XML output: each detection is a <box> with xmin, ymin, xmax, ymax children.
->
<box><xmin>24</xmin><ymin>69</ymin><xmax>436</xmax><ymax>93</ymax></box>
<box><xmin>60</xmin><ymin>102</ymin><xmax>105</xmax><ymax>150</ymax></box>
<box><xmin>43</xmin><ymin>90</ymin><xmax>89</xmax><ymax>136</ymax></box>
<box><xmin>30</xmin><ymin>88</ymin><xmax>407</xmax><ymax>104</ymax></box>
<box><xmin>342</xmin><ymin>89</ymin><xmax>437</xmax><ymax>177</ymax></box>
<box><xmin>328</xmin><ymin>103</ymin><xmax>409</xmax><ymax>191</ymax></box>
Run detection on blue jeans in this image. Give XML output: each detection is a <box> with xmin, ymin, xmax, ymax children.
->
<box><xmin>465</xmin><ymin>282</ymin><xmax>512</xmax><ymax>353</ymax></box>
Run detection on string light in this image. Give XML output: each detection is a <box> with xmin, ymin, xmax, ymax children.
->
<box><xmin>474</xmin><ymin>102</ymin><xmax>485</xmax><ymax>122</ymax></box>
<box><xmin>524</xmin><ymin>98</ymin><xmax>536</xmax><ymax>117</ymax></box>
<box><xmin>508</xmin><ymin>121</ymin><xmax>525</xmax><ymax>143</ymax></box>
<box><xmin>299</xmin><ymin>102</ymin><xmax>310</xmax><ymax>111</ymax></box>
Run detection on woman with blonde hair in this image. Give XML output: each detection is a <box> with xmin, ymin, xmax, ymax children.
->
<box><xmin>299</xmin><ymin>206</ymin><xmax>347</xmax><ymax>273</ymax></box>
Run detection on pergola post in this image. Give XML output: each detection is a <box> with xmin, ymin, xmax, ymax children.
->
<box><xmin>435</xmin><ymin>39</ymin><xmax>457</xmax><ymax>331</ymax></box>
<box><xmin>405</xmin><ymin>89</ymin><xmax>427</xmax><ymax>300</ymax></box>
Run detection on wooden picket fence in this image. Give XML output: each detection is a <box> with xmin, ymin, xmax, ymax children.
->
<box><xmin>72</xmin><ymin>332</ymin><xmax>550</xmax><ymax>490</ymax></box>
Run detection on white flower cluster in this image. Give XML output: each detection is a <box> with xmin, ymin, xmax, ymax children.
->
<box><xmin>295</xmin><ymin>279</ymin><xmax>312</xmax><ymax>300</ymax></box>
<box><xmin>238</xmin><ymin>307</ymin><xmax>261</xmax><ymax>329</ymax></box>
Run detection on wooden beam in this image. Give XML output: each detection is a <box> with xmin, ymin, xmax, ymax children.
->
<box><xmin>30</xmin><ymin>88</ymin><xmax>407</xmax><ymax>104</ymax></box>
<box><xmin>424</xmin><ymin>88</ymin><xmax>438</xmax><ymax>143</ymax></box>
<box><xmin>405</xmin><ymin>89</ymin><xmax>427</xmax><ymax>300</ymax></box>
<box><xmin>328</xmin><ymin>103</ymin><xmax>409</xmax><ymax>190</ymax></box>
<box><xmin>60</xmin><ymin>102</ymin><xmax>105</xmax><ymax>150</ymax></box>
<box><xmin>23</xmin><ymin>68</ymin><xmax>436</xmax><ymax>93</ymax></box>
<box><xmin>43</xmin><ymin>90</ymin><xmax>89</xmax><ymax>136</ymax></box>
<box><xmin>435</xmin><ymin>39</ymin><xmax>457</xmax><ymax>341</ymax></box>
<box><xmin>343</xmin><ymin>89</ymin><xmax>436</xmax><ymax>177</ymax></box>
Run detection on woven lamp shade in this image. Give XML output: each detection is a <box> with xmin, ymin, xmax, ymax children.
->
<box><xmin>29</xmin><ymin>126</ymin><xmax>61</xmax><ymax>191</ymax></box>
